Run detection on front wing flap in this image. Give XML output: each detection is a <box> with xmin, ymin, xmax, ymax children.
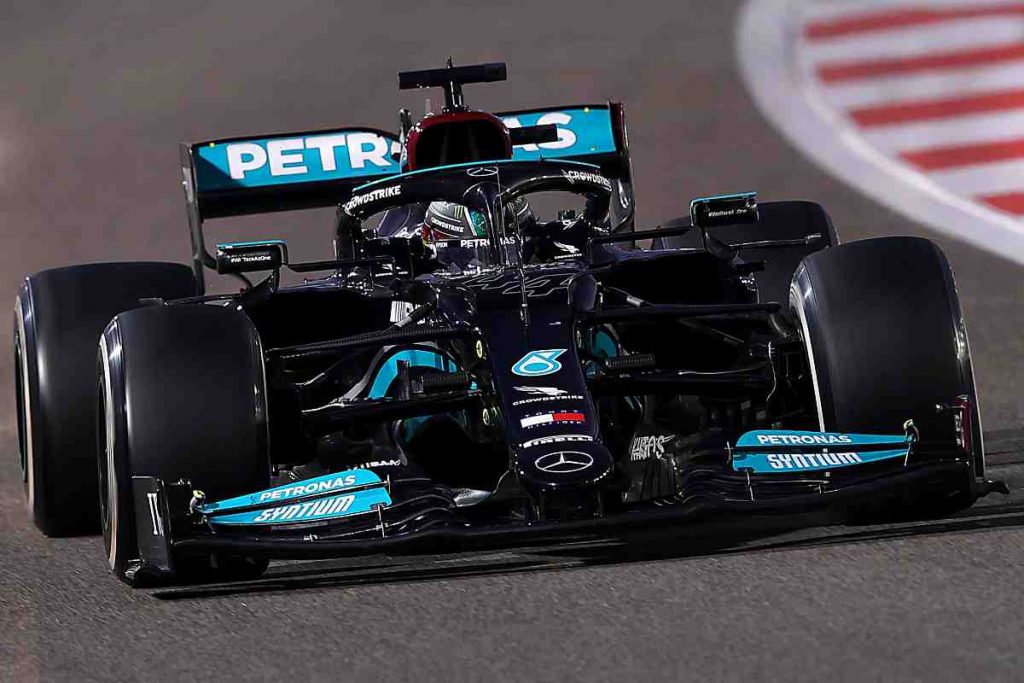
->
<box><xmin>197</xmin><ymin>469</ymin><xmax>392</xmax><ymax>526</ymax></box>
<box><xmin>729</xmin><ymin>429</ymin><xmax>913</xmax><ymax>474</ymax></box>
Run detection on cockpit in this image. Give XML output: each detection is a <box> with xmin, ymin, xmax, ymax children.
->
<box><xmin>335</xmin><ymin>160</ymin><xmax>615</xmax><ymax>276</ymax></box>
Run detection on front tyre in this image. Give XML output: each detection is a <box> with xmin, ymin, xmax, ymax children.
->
<box><xmin>790</xmin><ymin>236</ymin><xmax>982</xmax><ymax>517</ymax></box>
<box><xmin>98</xmin><ymin>304</ymin><xmax>271</xmax><ymax>584</ymax></box>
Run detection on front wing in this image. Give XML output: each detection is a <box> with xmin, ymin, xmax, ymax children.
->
<box><xmin>128</xmin><ymin>430</ymin><xmax>978</xmax><ymax>584</ymax></box>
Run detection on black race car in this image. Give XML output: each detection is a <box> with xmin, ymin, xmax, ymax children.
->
<box><xmin>14</xmin><ymin>62</ymin><xmax>1001</xmax><ymax>585</ymax></box>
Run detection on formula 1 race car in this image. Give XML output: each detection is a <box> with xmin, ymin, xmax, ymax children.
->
<box><xmin>13</xmin><ymin>62</ymin><xmax>1000</xmax><ymax>585</ymax></box>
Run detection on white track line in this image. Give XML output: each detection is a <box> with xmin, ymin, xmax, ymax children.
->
<box><xmin>927</xmin><ymin>159</ymin><xmax>1024</xmax><ymax>195</ymax></box>
<box><xmin>802</xmin><ymin>16</ymin><xmax>1024</xmax><ymax>63</ymax></box>
<box><xmin>861</xmin><ymin>108</ymin><xmax>1024</xmax><ymax>152</ymax></box>
<box><xmin>819</xmin><ymin>61</ymin><xmax>1024</xmax><ymax>109</ymax></box>
<box><xmin>738</xmin><ymin>0</ymin><xmax>1024</xmax><ymax>264</ymax></box>
<box><xmin>800</xmin><ymin>0</ymin><xmax>1024</xmax><ymax>24</ymax></box>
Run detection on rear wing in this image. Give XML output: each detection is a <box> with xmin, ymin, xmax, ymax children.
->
<box><xmin>181</xmin><ymin>103</ymin><xmax>631</xmax><ymax>290</ymax></box>
<box><xmin>498</xmin><ymin>104</ymin><xmax>629</xmax><ymax>174</ymax></box>
<box><xmin>183</xmin><ymin>127</ymin><xmax>402</xmax><ymax>220</ymax></box>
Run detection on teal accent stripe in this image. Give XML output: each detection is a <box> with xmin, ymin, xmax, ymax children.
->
<box><xmin>208</xmin><ymin>487</ymin><xmax>392</xmax><ymax>526</ymax></box>
<box><xmin>731</xmin><ymin>448</ymin><xmax>908</xmax><ymax>474</ymax></box>
<box><xmin>194</xmin><ymin>130</ymin><xmax>399</xmax><ymax>192</ymax></box>
<box><xmin>592</xmin><ymin>329</ymin><xmax>619</xmax><ymax>359</ymax></box>
<box><xmin>736</xmin><ymin>430</ymin><xmax>909</xmax><ymax>448</ymax></box>
<box><xmin>200</xmin><ymin>468</ymin><xmax>381</xmax><ymax>514</ymax></box>
<box><xmin>368</xmin><ymin>349</ymin><xmax>457</xmax><ymax>399</ymax></box>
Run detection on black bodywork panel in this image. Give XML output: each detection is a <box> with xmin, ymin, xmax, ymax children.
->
<box><xmin>128</xmin><ymin>175</ymin><xmax>982</xmax><ymax>581</ymax></box>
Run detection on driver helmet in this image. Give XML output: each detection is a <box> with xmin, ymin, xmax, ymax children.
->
<box><xmin>423</xmin><ymin>201</ymin><xmax>486</xmax><ymax>242</ymax></box>
<box><xmin>423</xmin><ymin>197</ymin><xmax>534</xmax><ymax>242</ymax></box>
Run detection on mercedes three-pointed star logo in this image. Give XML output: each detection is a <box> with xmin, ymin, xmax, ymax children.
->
<box><xmin>534</xmin><ymin>451</ymin><xmax>594</xmax><ymax>474</ymax></box>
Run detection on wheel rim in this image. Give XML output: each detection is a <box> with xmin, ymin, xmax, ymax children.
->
<box><xmin>13</xmin><ymin>333</ymin><xmax>27</xmax><ymax>484</ymax></box>
<box><xmin>790</xmin><ymin>279</ymin><xmax>827</xmax><ymax>431</ymax></box>
<box><xmin>98</xmin><ymin>338</ymin><xmax>118</xmax><ymax>570</ymax></box>
<box><xmin>14</xmin><ymin>304</ymin><xmax>35</xmax><ymax>511</ymax></box>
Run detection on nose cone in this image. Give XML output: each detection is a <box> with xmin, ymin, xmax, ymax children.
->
<box><xmin>514</xmin><ymin>440</ymin><xmax>614</xmax><ymax>491</ymax></box>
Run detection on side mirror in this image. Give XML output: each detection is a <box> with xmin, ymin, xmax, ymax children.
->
<box><xmin>690</xmin><ymin>192</ymin><xmax>758</xmax><ymax>229</ymax></box>
<box><xmin>215</xmin><ymin>240</ymin><xmax>288</xmax><ymax>274</ymax></box>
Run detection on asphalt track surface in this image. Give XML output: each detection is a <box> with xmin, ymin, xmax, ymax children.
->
<box><xmin>3</xmin><ymin>1</ymin><xmax>1024</xmax><ymax>680</ymax></box>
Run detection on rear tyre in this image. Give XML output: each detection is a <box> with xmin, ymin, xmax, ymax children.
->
<box><xmin>14</xmin><ymin>262</ymin><xmax>195</xmax><ymax>536</ymax></box>
<box><xmin>98</xmin><ymin>304</ymin><xmax>271</xmax><ymax>584</ymax></box>
<box><xmin>790</xmin><ymin>236</ymin><xmax>982</xmax><ymax>518</ymax></box>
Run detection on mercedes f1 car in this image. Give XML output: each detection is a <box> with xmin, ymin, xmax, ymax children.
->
<box><xmin>14</xmin><ymin>62</ymin><xmax>1002</xmax><ymax>585</ymax></box>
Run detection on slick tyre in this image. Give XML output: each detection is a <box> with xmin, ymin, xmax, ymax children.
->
<box><xmin>98</xmin><ymin>304</ymin><xmax>270</xmax><ymax>584</ymax></box>
<box><xmin>790</xmin><ymin>236</ymin><xmax>982</xmax><ymax>517</ymax></box>
<box><xmin>14</xmin><ymin>262</ymin><xmax>195</xmax><ymax>536</ymax></box>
